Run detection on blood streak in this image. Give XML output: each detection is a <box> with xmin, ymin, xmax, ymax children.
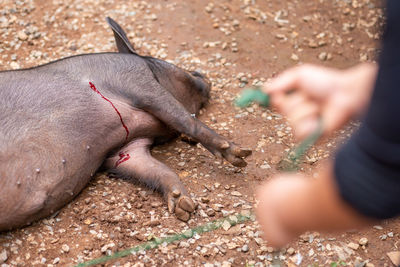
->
<box><xmin>115</xmin><ymin>152</ymin><xmax>131</xmax><ymax>167</ymax></box>
<box><xmin>89</xmin><ymin>82</ymin><xmax>130</xmax><ymax>141</ymax></box>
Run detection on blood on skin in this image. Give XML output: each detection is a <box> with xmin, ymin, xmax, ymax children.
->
<box><xmin>115</xmin><ymin>152</ymin><xmax>131</xmax><ymax>167</ymax></box>
<box><xmin>89</xmin><ymin>82</ymin><xmax>130</xmax><ymax>141</ymax></box>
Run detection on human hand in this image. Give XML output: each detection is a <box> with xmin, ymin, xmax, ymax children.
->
<box><xmin>263</xmin><ymin>63</ymin><xmax>377</xmax><ymax>140</ymax></box>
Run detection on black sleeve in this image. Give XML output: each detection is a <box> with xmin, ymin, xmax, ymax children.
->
<box><xmin>334</xmin><ymin>0</ymin><xmax>400</xmax><ymax>220</ymax></box>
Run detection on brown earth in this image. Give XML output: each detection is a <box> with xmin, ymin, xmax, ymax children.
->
<box><xmin>1</xmin><ymin>0</ymin><xmax>399</xmax><ymax>266</ymax></box>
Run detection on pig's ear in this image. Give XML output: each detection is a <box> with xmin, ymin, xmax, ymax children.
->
<box><xmin>106</xmin><ymin>17</ymin><xmax>137</xmax><ymax>54</ymax></box>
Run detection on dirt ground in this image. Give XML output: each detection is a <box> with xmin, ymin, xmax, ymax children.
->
<box><xmin>0</xmin><ymin>0</ymin><xmax>399</xmax><ymax>266</ymax></box>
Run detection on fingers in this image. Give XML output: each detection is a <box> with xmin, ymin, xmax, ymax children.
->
<box><xmin>262</xmin><ymin>64</ymin><xmax>348</xmax><ymax>138</ymax></box>
<box><xmin>263</xmin><ymin>66</ymin><xmax>302</xmax><ymax>95</ymax></box>
<box><xmin>272</xmin><ymin>91</ymin><xmax>321</xmax><ymax>140</ymax></box>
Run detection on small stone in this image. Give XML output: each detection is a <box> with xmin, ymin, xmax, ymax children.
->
<box><xmin>212</xmin><ymin>204</ymin><xmax>223</xmax><ymax>212</ymax></box>
<box><xmin>0</xmin><ymin>250</ymin><xmax>7</xmax><ymax>263</ymax></box>
<box><xmin>17</xmin><ymin>31</ymin><xmax>28</xmax><ymax>41</ymax></box>
<box><xmin>231</xmin><ymin>191</ymin><xmax>242</xmax><ymax>197</ymax></box>
<box><xmin>308</xmin><ymin>39</ymin><xmax>318</xmax><ymax>48</ymax></box>
<box><xmin>10</xmin><ymin>62</ymin><xmax>20</xmax><ymax>70</ymax></box>
<box><xmin>53</xmin><ymin>257</ymin><xmax>60</xmax><ymax>264</ymax></box>
<box><xmin>151</xmin><ymin>202</ymin><xmax>162</xmax><ymax>208</ymax></box>
<box><xmin>347</xmin><ymin>242</ymin><xmax>359</xmax><ymax>250</ymax></box>
<box><xmin>275</xmin><ymin>33</ymin><xmax>286</xmax><ymax>40</ymax></box>
<box><xmin>101</xmin><ymin>243</ymin><xmax>115</xmax><ymax>253</ymax></box>
<box><xmin>277</xmin><ymin>131</ymin><xmax>285</xmax><ymax>137</ymax></box>
<box><xmin>177</xmin><ymin>162</ymin><xmax>185</xmax><ymax>167</ymax></box>
<box><xmin>61</xmin><ymin>244</ymin><xmax>70</xmax><ymax>253</ymax></box>
<box><xmin>308</xmin><ymin>248</ymin><xmax>314</xmax><ymax>257</ymax></box>
<box><xmin>359</xmin><ymin>237</ymin><xmax>368</xmax><ymax>246</ymax></box>
<box><xmin>179</xmin><ymin>241</ymin><xmax>190</xmax><ymax>248</ymax></box>
<box><xmin>387</xmin><ymin>251</ymin><xmax>400</xmax><ymax>266</ymax></box>
<box><xmin>206</xmin><ymin>209</ymin><xmax>216</xmax><ymax>217</ymax></box>
<box><xmin>318</xmin><ymin>52</ymin><xmax>328</xmax><ymax>61</ymax></box>
<box><xmin>260</xmin><ymin>163</ymin><xmax>271</xmax><ymax>169</ymax></box>
<box><xmin>287</xmin><ymin>247</ymin><xmax>295</xmax><ymax>255</ymax></box>
<box><xmin>290</xmin><ymin>54</ymin><xmax>299</xmax><ymax>61</ymax></box>
<box><xmin>201</xmin><ymin>197</ymin><xmax>210</xmax><ymax>203</ymax></box>
<box><xmin>222</xmin><ymin>220</ymin><xmax>231</xmax><ymax>231</ymax></box>
<box><xmin>241</xmin><ymin>244</ymin><xmax>249</xmax><ymax>253</ymax></box>
<box><xmin>143</xmin><ymin>220</ymin><xmax>160</xmax><ymax>227</ymax></box>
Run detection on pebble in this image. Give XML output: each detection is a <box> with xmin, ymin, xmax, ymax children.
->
<box><xmin>206</xmin><ymin>208</ymin><xmax>216</xmax><ymax>217</ymax></box>
<box><xmin>287</xmin><ymin>247</ymin><xmax>295</xmax><ymax>255</ymax></box>
<box><xmin>290</xmin><ymin>53</ymin><xmax>299</xmax><ymax>61</ymax></box>
<box><xmin>241</xmin><ymin>244</ymin><xmax>249</xmax><ymax>253</ymax></box>
<box><xmin>10</xmin><ymin>62</ymin><xmax>20</xmax><ymax>69</ymax></box>
<box><xmin>318</xmin><ymin>52</ymin><xmax>328</xmax><ymax>61</ymax></box>
<box><xmin>0</xmin><ymin>250</ymin><xmax>7</xmax><ymax>263</ymax></box>
<box><xmin>359</xmin><ymin>237</ymin><xmax>368</xmax><ymax>246</ymax></box>
<box><xmin>308</xmin><ymin>248</ymin><xmax>315</xmax><ymax>257</ymax></box>
<box><xmin>101</xmin><ymin>243</ymin><xmax>115</xmax><ymax>253</ymax></box>
<box><xmin>230</xmin><ymin>191</ymin><xmax>242</xmax><ymax>197</ymax></box>
<box><xmin>222</xmin><ymin>220</ymin><xmax>231</xmax><ymax>231</ymax></box>
<box><xmin>179</xmin><ymin>241</ymin><xmax>190</xmax><ymax>248</ymax></box>
<box><xmin>17</xmin><ymin>30</ymin><xmax>28</xmax><ymax>41</ymax></box>
<box><xmin>347</xmin><ymin>242</ymin><xmax>359</xmax><ymax>250</ymax></box>
<box><xmin>387</xmin><ymin>251</ymin><xmax>400</xmax><ymax>266</ymax></box>
<box><xmin>61</xmin><ymin>244</ymin><xmax>70</xmax><ymax>253</ymax></box>
<box><xmin>201</xmin><ymin>197</ymin><xmax>210</xmax><ymax>203</ymax></box>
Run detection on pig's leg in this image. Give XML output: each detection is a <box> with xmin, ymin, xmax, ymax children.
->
<box><xmin>103</xmin><ymin>138</ymin><xmax>196</xmax><ymax>221</ymax></box>
<box><xmin>134</xmin><ymin>83</ymin><xmax>252</xmax><ymax>167</ymax></box>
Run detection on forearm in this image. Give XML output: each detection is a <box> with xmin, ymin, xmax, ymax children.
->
<box><xmin>256</xmin><ymin>162</ymin><xmax>376</xmax><ymax>247</ymax></box>
<box><xmin>286</xmin><ymin>163</ymin><xmax>374</xmax><ymax>231</ymax></box>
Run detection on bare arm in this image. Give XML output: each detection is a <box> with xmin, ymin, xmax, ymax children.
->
<box><xmin>255</xmin><ymin>162</ymin><xmax>376</xmax><ymax>247</ymax></box>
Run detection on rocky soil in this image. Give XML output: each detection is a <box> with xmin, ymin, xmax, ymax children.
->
<box><xmin>1</xmin><ymin>0</ymin><xmax>399</xmax><ymax>266</ymax></box>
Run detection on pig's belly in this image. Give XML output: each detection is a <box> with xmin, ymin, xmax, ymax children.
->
<box><xmin>0</xmin><ymin>141</ymin><xmax>106</xmax><ymax>231</ymax></box>
<box><xmin>0</xmin><ymin>107</ymin><xmax>172</xmax><ymax>231</ymax></box>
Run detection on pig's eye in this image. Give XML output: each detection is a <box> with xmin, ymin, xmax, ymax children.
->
<box><xmin>191</xmin><ymin>71</ymin><xmax>204</xmax><ymax>78</ymax></box>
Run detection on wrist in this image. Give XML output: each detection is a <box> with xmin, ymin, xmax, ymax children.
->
<box><xmin>343</xmin><ymin>63</ymin><xmax>378</xmax><ymax>116</ymax></box>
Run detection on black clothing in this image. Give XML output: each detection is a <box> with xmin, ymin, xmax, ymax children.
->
<box><xmin>334</xmin><ymin>0</ymin><xmax>400</xmax><ymax>219</ymax></box>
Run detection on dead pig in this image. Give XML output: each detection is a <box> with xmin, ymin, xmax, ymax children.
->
<box><xmin>0</xmin><ymin>17</ymin><xmax>251</xmax><ymax>231</ymax></box>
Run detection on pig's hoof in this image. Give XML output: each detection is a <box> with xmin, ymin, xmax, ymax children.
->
<box><xmin>220</xmin><ymin>143</ymin><xmax>252</xmax><ymax>167</ymax></box>
<box><xmin>167</xmin><ymin>192</ymin><xmax>196</xmax><ymax>222</ymax></box>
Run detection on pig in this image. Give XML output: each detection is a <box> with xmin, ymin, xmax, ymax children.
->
<box><xmin>0</xmin><ymin>17</ymin><xmax>251</xmax><ymax>231</ymax></box>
